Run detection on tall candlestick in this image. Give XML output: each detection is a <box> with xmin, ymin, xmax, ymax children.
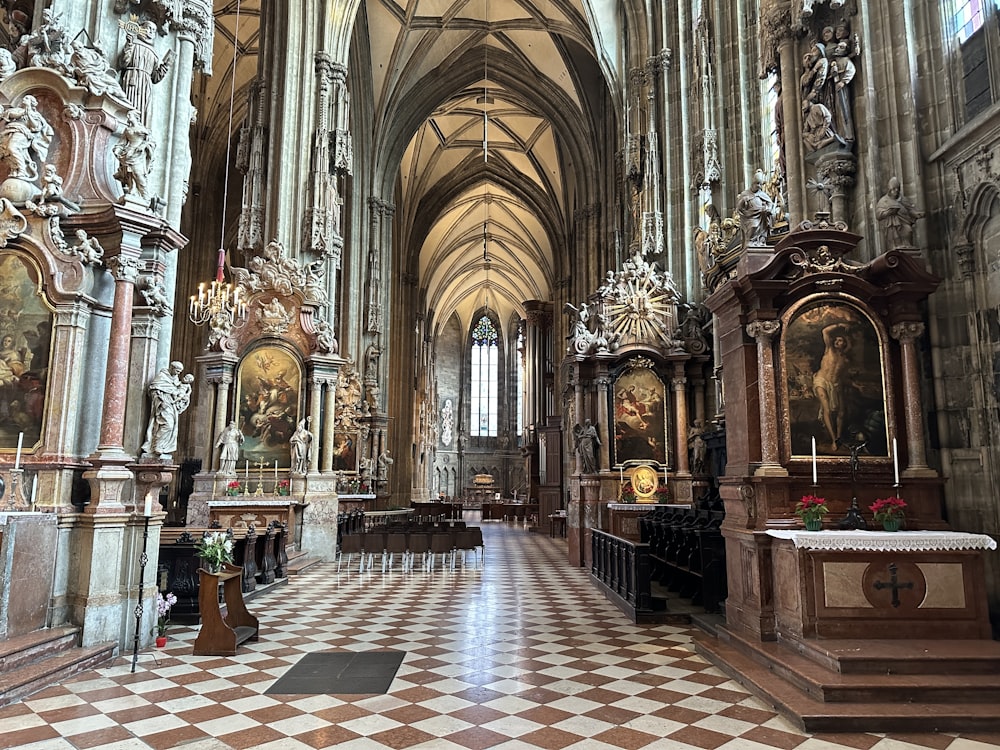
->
<box><xmin>14</xmin><ymin>431</ymin><xmax>23</xmax><ymax>470</ymax></box>
<box><xmin>811</xmin><ymin>436</ymin><xmax>817</xmax><ymax>485</ymax></box>
<box><xmin>144</xmin><ymin>491</ymin><xmax>153</xmax><ymax>517</ymax></box>
<box><xmin>892</xmin><ymin>437</ymin><xmax>899</xmax><ymax>486</ymax></box>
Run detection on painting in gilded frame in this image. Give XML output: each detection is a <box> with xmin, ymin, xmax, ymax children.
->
<box><xmin>0</xmin><ymin>254</ymin><xmax>53</xmax><ymax>451</ymax></box>
<box><xmin>236</xmin><ymin>347</ymin><xmax>302</xmax><ymax>468</ymax></box>
<box><xmin>782</xmin><ymin>300</ymin><xmax>888</xmax><ymax>458</ymax></box>
<box><xmin>612</xmin><ymin>362</ymin><xmax>670</xmax><ymax>467</ymax></box>
<box><xmin>332</xmin><ymin>431</ymin><xmax>358</xmax><ymax>473</ymax></box>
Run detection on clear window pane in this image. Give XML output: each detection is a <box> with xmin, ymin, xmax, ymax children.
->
<box><xmin>470</xmin><ymin>316</ymin><xmax>499</xmax><ymax>437</ymax></box>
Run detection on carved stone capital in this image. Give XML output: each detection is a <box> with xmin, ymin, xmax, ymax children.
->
<box><xmin>759</xmin><ymin>2</ymin><xmax>794</xmax><ymax>76</ymax></box>
<box><xmin>746</xmin><ymin>319</ymin><xmax>781</xmax><ymax>342</ymax></box>
<box><xmin>817</xmin><ymin>155</ymin><xmax>858</xmax><ymax>190</ymax></box>
<box><xmin>672</xmin><ymin>376</ymin><xmax>687</xmax><ymax>389</ymax></box>
<box><xmin>890</xmin><ymin>321</ymin><xmax>925</xmax><ymax>343</ymax></box>
<box><xmin>955</xmin><ymin>243</ymin><xmax>975</xmax><ymax>279</ymax></box>
<box><xmin>107</xmin><ymin>255</ymin><xmax>142</xmax><ymax>284</ymax></box>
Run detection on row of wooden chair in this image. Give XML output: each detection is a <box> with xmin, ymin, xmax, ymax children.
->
<box><xmin>336</xmin><ymin>527</ymin><xmax>484</xmax><ymax>573</ymax></box>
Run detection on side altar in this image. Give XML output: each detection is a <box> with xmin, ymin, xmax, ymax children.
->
<box><xmin>696</xmin><ymin>218</ymin><xmax>1000</xmax><ymax>731</ymax></box>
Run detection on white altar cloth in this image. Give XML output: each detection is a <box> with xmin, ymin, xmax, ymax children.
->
<box><xmin>208</xmin><ymin>499</ymin><xmax>298</xmax><ymax>508</ymax></box>
<box><xmin>766</xmin><ymin>529</ymin><xmax>997</xmax><ymax>552</ymax></box>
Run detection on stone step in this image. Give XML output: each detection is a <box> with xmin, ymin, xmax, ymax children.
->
<box><xmin>0</xmin><ymin>626</ymin><xmax>80</xmax><ymax>673</ymax></box>
<box><xmin>694</xmin><ymin>631</ymin><xmax>1000</xmax><ymax>733</ymax></box>
<box><xmin>779</xmin><ymin>633</ymin><xmax>1000</xmax><ymax>675</ymax></box>
<box><xmin>0</xmin><ymin>639</ymin><xmax>117</xmax><ymax>708</ymax></box>
<box><xmin>285</xmin><ymin>555</ymin><xmax>321</xmax><ymax>575</ymax></box>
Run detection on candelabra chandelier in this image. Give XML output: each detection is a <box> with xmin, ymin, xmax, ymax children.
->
<box><xmin>187</xmin><ymin>0</ymin><xmax>246</xmax><ymax>344</ymax></box>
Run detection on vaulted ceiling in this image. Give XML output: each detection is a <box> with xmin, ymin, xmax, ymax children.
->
<box><xmin>199</xmin><ymin>0</ymin><xmax>615</xmax><ymax>337</ymax></box>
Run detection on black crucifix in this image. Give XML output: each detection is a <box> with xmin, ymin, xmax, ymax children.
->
<box><xmin>873</xmin><ymin>562</ymin><xmax>914</xmax><ymax>608</ymax></box>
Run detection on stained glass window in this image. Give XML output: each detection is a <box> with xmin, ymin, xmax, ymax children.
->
<box><xmin>955</xmin><ymin>0</ymin><xmax>986</xmax><ymax>43</ymax></box>
<box><xmin>471</xmin><ymin>316</ymin><xmax>498</xmax><ymax>437</ymax></box>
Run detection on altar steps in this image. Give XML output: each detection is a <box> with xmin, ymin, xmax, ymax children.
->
<box><xmin>694</xmin><ymin>626</ymin><xmax>1000</xmax><ymax>733</ymax></box>
<box><xmin>0</xmin><ymin>627</ymin><xmax>116</xmax><ymax>707</ymax></box>
<box><xmin>284</xmin><ymin>547</ymin><xmax>320</xmax><ymax>575</ymax></box>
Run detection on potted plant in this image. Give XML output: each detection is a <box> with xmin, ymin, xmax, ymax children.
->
<box><xmin>654</xmin><ymin>485</ymin><xmax>672</xmax><ymax>504</ymax></box>
<box><xmin>154</xmin><ymin>591</ymin><xmax>177</xmax><ymax>647</ymax></box>
<box><xmin>620</xmin><ymin>483</ymin><xmax>637</xmax><ymax>504</ymax></box>
<box><xmin>276</xmin><ymin>479</ymin><xmax>290</xmax><ymax>496</ymax></box>
<box><xmin>794</xmin><ymin>494</ymin><xmax>829</xmax><ymax>531</ymax></box>
<box><xmin>870</xmin><ymin>497</ymin><xmax>907</xmax><ymax>531</ymax></box>
<box><xmin>196</xmin><ymin>531</ymin><xmax>235</xmax><ymax>573</ymax></box>
<box><xmin>225</xmin><ymin>480</ymin><xmax>241</xmax><ymax>497</ymax></box>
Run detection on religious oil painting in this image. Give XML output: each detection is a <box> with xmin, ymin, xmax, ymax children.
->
<box><xmin>612</xmin><ymin>362</ymin><xmax>669</xmax><ymax>468</ymax></box>
<box><xmin>782</xmin><ymin>300</ymin><xmax>888</xmax><ymax>458</ymax></box>
<box><xmin>332</xmin><ymin>431</ymin><xmax>358</xmax><ymax>473</ymax></box>
<box><xmin>0</xmin><ymin>254</ymin><xmax>52</xmax><ymax>451</ymax></box>
<box><xmin>236</xmin><ymin>346</ymin><xmax>302</xmax><ymax>468</ymax></box>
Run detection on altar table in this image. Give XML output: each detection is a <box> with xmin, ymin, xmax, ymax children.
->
<box><xmin>765</xmin><ymin>530</ymin><xmax>996</xmax><ymax>639</ymax></box>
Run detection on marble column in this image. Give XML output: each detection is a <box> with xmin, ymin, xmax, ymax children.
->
<box><xmin>211</xmin><ymin>374</ymin><xmax>233</xmax><ymax>471</ymax></box>
<box><xmin>595</xmin><ymin>375</ymin><xmax>611</xmax><ymax>472</ymax></box>
<box><xmin>673</xmin><ymin>363</ymin><xmax>690</xmax><ymax>476</ymax></box>
<box><xmin>309</xmin><ymin>379</ymin><xmax>323</xmax><ymax>474</ymax></box>
<box><xmin>891</xmin><ymin>322</ymin><xmax>937</xmax><ymax>477</ymax></box>
<box><xmin>747</xmin><ymin>320</ymin><xmax>787</xmax><ymax>477</ymax></box>
<box><xmin>322</xmin><ymin>378</ymin><xmax>336</xmax><ymax>473</ymax></box>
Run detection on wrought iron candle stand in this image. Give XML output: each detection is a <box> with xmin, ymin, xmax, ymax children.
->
<box><xmin>838</xmin><ymin>439</ymin><xmax>869</xmax><ymax>530</ymax></box>
<box><xmin>130</xmin><ymin>506</ymin><xmax>152</xmax><ymax>673</ymax></box>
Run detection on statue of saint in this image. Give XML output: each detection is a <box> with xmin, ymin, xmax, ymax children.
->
<box><xmin>290</xmin><ymin>417</ymin><xmax>313</xmax><ymax>475</ymax></box>
<box><xmin>119</xmin><ymin>20</ymin><xmax>174</xmax><ymax>127</ymax></box>
<box><xmin>0</xmin><ymin>95</ymin><xmax>53</xmax><ymax>182</ymax></box>
<box><xmin>876</xmin><ymin>177</ymin><xmax>924</xmax><ymax>249</ymax></box>
<box><xmin>142</xmin><ymin>361</ymin><xmax>192</xmax><ymax>459</ymax></box>
<box><xmin>216</xmin><ymin>421</ymin><xmax>243</xmax><ymax>475</ymax></box>
<box><xmin>113</xmin><ymin>109</ymin><xmax>155</xmax><ymax>199</ymax></box>
<box><xmin>573</xmin><ymin>420</ymin><xmax>600</xmax><ymax>474</ymax></box>
<box><xmin>736</xmin><ymin>169</ymin><xmax>775</xmax><ymax>247</ymax></box>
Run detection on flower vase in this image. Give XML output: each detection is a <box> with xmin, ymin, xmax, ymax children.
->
<box><xmin>882</xmin><ymin>518</ymin><xmax>903</xmax><ymax>532</ymax></box>
<box><xmin>804</xmin><ymin>518</ymin><xmax>823</xmax><ymax>532</ymax></box>
<box><xmin>155</xmin><ymin>635</ymin><xmax>167</xmax><ymax>648</ymax></box>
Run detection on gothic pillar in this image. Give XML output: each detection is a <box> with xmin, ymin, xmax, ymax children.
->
<box><xmin>747</xmin><ymin>320</ymin><xmax>787</xmax><ymax>476</ymax></box>
<box><xmin>595</xmin><ymin>374</ymin><xmax>611</xmax><ymax>472</ymax></box>
<box><xmin>673</xmin><ymin>363</ymin><xmax>690</xmax><ymax>476</ymax></box>
<box><xmin>891</xmin><ymin>322</ymin><xmax>937</xmax><ymax>477</ymax></box>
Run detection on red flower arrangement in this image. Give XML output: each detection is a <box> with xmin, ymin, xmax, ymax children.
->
<box><xmin>794</xmin><ymin>494</ymin><xmax>829</xmax><ymax>523</ymax></box>
<box><xmin>225</xmin><ymin>480</ymin><xmax>241</xmax><ymax>496</ymax></box>
<box><xmin>870</xmin><ymin>497</ymin><xmax>907</xmax><ymax>523</ymax></box>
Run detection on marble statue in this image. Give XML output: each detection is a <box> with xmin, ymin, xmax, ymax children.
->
<box><xmin>73</xmin><ymin>229</ymin><xmax>105</xmax><ymax>265</ymax></box>
<box><xmin>377</xmin><ymin>449</ymin><xmax>394</xmax><ymax>481</ymax></box>
<box><xmin>573</xmin><ymin>420</ymin><xmax>600</xmax><ymax>474</ymax></box>
<box><xmin>876</xmin><ymin>177</ymin><xmax>924</xmax><ymax>249</ymax></box>
<box><xmin>216</xmin><ymin>421</ymin><xmax>243</xmax><ymax>476</ymax></box>
<box><xmin>119</xmin><ymin>20</ymin><xmax>174</xmax><ymax>127</ymax></box>
<box><xmin>0</xmin><ymin>95</ymin><xmax>53</xmax><ymax>182</ymax></box>
<box><xmin>290</xmin><ymin>417</ymin><xmax>313</xmax><ymax>475</ymax></box>
<box><xmin>142</xmin><ymin>361</ymin><xmax>192</xmax><ymax>459</ymax></box>
<box><xmin>113</xmin><ymin>110</ymin><xmax>155</xmax><ymax>199</ymax></box>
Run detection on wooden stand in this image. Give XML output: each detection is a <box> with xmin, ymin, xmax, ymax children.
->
<box><xmin>193</xmin><ymin>563</ymin><xmax>259</xmax><ymax>656</ymax></box>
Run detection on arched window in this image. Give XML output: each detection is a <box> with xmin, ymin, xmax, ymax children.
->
<box><xmin>470</xmin><ymin>315</ymin><xmax>499</xmax><ymax>437</ymax></box>
<box><xmin>951</xmin><ymin>0</ymin><xmax>1000</xmax><ymax>121</ymax></box>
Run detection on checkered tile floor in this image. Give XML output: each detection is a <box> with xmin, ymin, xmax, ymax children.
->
<box><xmin>2</xmin><ymin>517</ymin><xmax>998</xmax><ymax>749</ymax></box>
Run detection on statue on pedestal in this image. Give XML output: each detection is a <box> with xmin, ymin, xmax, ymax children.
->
<box><xmin>142</xmin><ymin>361</ymin><xmax>192</xmax><ymax>459</ymax></box>
<box><xmin>573</xmin><ymin>420</ymin><xmax>600</xmax><ymax>474</ymax></box>
<box><xmin>216</xmin><ymin>421</ymin><xmax>243</xmax><ymax>476</ymax></box>
<box><xmin>290</xmin><ymin>417</ymin><xmax>313</xmax><ymax>475</ymax></box>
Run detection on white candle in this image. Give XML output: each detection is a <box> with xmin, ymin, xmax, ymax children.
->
<box><xmin>30</xmin><ymin>475</ymin><xmax>37</xmax><ymax>505</ymax></box>
<box><xmin>245</xmin><ymin>460</ymin><xmax>249</xmax><ymax>479</ymax></box>
<box><xmin>811</xmin><ymin>436</ymin><xmax>817</xmax><ymax>485</ymax></box>
<box><xmin>144</xmin><ymin>491</ymin><xmax>153</xmax><ymax>517</ymax></box>
<box><xmin>14</xmin><ymin>431</ymin><xmax>22</xmax><ymax>470</ymax></box>
<box><xmin>620</xmin><ymin>466</ymin><xmax>624</xmax><ymax>483</ymax></box>
<box><xmin>274</xmin><ymin>460</ymin><xmax>278</xmax><ymax>481</ymax></box>
<box><xmin>892</xmin><ymin>437</ymin><xmax>899</xmax><ymax>486</ymax></box>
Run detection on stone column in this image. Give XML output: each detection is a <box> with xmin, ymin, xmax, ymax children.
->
<box><xmin>211</xmin><ymin>374</ymin><xmax>233</xmax><ymax>471</ymax></box>
<box><xmin>747</xmin><ymin>320</ymin><xmax>787</xmax><ymax>476</ymax></box>
<box><xmin>692</xmin><ymin>374</ymin><xmax>706</xmax><ymax>425</ymax></box>
<box><xmin>309</xmin><ymin>379</ymin><xmax>323</xmax><ymax>474</ymax></box>
<box><xmin>595</xmin><ymin>374</ymin><xmax>611</xmax><ymax>472</ymax></box>
<box><xmin>891</xmin><ymin>322</ymin><xmax>936</xmax><ymax>477</ymax></box>
<box><xmin>673</xmin><ymin>363</ymin><xmax>690</xmax><ymax>477</ymax></box>
<box><xmin>322</xmin><ymin>378</ymin><xmax>336</xmax><ymax>473</ymax></box>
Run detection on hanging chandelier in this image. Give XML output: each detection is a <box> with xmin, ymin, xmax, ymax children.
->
<box><xmin>188</xmin><ymin>0</ymin><xmax>247</xmax><ymax>340</ymax></box>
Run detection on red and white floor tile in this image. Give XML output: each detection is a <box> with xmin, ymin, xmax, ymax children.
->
<box><xmin>1</xmin><ymin>519</ymin><xmax>998</xmax><ymax>750</ymax></box>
